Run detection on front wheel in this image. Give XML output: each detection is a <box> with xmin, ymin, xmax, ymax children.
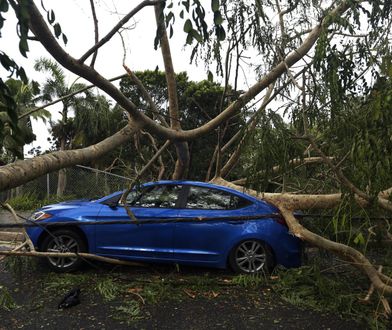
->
<box><xmin>41</xmin><ymin>229</ymin><xmax>87</xmax><ymax>272</ymax></box>
<box><xmin>229</xmin><ymin>239</ymin><xmax>274</xmax><ymax>274</ymax></box>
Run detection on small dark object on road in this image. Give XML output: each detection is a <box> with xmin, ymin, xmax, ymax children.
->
<box><xmin>58</xmin><ymin>288</ymin><xmax>81</xmax><ymax>309</ymax></box>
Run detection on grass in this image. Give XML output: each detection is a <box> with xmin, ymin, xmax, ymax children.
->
<box><xmin>1</xmin><ymin>250</ymin><xmax>391</xmax><ymax>329</ymax></box>
<box><xmin>4</xmin><ymin>256</ymin><xmax>37</xmax><ymax>278</ymax></box>
<box><xmin>111</xmin><ymin>300</ymin><xmax>144</xmax><ymax>324</ymax></box>
<box><xmin>6</xmin><ymin>193</ymin><xmax>76</xmax><ymax>211</ymax></box>
<box><xmin>0</xmin><ymin>285</ymin><xmax>18</xmax><ymax>311</ymax></box>
<box><xmin>96</xmin><ymin>277</ymin><xmax>120</xmax><ymax>301</ymax></box>
<box><xmin>272</xmin><ymin>262</ymin><xmax>391</xmax><ymax>330</ymax></box>
<box><xmin>231</xmin><ymin>273</ymin><xmax>268</xmax><ymax>288</ymax></box>
<box><xmin>43</xmin><ymin>273</ymin><xmax>91</xmax><ymax>293</ymax></box>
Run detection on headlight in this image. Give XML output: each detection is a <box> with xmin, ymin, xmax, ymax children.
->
<box><xmin>30</xmin><ymin>211</ymin><xmax>53</xmax><ymax>221</ymax></box>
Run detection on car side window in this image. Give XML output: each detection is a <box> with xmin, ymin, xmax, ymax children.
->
<box><xmin>130</xmin><ymin>185</ymin><xmax>182</xmax><ymax>208</ymax></box>
<box><xmin>186</xmin><ymin>186</ymin><xmax>251</xmax><ymax>210</ymax></box>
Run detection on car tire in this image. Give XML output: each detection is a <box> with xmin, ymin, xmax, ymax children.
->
<box><xmin>229</xmin><ymin>239</ymin><xmax>274</xmax><ymax>274</ymax></box>
<box><xmin>41</xmin><ymin>229</ymin><xmax>87</xmax><ymax>273</ymax></box>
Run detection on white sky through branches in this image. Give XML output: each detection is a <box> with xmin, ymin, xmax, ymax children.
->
<box><xmin>2</xmin><ymin>0</ymin><xmax>259</xmax><ymax>154</ymax></box>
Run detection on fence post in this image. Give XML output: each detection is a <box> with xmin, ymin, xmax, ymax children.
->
<box><xmin>47</xmin><ymin>173</ymin><xmax>50</xmax><ymax>198</ymax></box>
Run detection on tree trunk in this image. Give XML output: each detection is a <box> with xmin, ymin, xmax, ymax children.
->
<box><xmin>154</xmin><ymin>4</ymin><xmax>190</xmax><ymax>179</ymax></box>
<box><xmin>56</xmin><ymin>137</ymin><xmax>67</xmax><ymax>197</ymax></box>
<box><xmin>0</xmin><ymin>123</ymin><xmax>141</xmax><ymax>192</ymax></box>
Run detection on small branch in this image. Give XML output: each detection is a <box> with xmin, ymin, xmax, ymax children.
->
<box><xmin>79</xmin><ymin>0</ymin><xmax>163</xmax><ymax>63</ymax></box>
<box><xmin>1</xmin><ymin>203</ymin><xmax>34</xmax><ymax>251</ymax></box>
<box><xmin>306</xmin><ymin>134</ymin><xmax>392</xmax><ymax>212</ymax></box>
<box><xmin>89</xmin><ymin>0</ymin><xmax>99</xmax><ymax>67</ymax></box>
<box><xmin>221</xmin><ymin>63</ymin><xmax>311</xmax><ymax>155</ymax></box>
<box><xmin>233</xmin><ymin>156</ymin><xmax>332</xmax><ymax>185</ymax></box>
<box><xmin>220</xmin><ymin>83</ymin><xmax>275</xmax><ymax>178</ymax></box>
<box><xmin>18</xmin><ymin>74</ymin><xmax>128</xmax><ymax>120</ymax></box>
<box><xmin>0</xmin><ymin>241</ymin><xmax>26</xmax><ymax>262</ymax></box>
<box><xmin>120</xmin><ymin>140</ymin><xmax>171</xmax><ymax>217</ymax></box>
<box><xmin>141</xmin><ymin>131</ymin><xmax>167</xmax><ymax>179</ymax></box>
<box><xmin>123</xmin><ymin>64</ymin><xmax>169</xmax><ymax>127</ymax></box>
<box><xmin>0</xmin><ymin>250</ymin><xmax>145</xmax><ymax>267</ymax></box>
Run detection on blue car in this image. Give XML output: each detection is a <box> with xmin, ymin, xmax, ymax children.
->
<box><xmin>27</xmin><ymin>181</ymin><xmax>301</xmax><ymax>273</ymax></box>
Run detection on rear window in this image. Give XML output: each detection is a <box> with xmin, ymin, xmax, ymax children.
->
<box><xmin>186</xmin><ymin>186</ymin><xmax>252</xmax><ymax>210</ymax></box>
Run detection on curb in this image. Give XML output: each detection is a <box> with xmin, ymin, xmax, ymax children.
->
<box><xmin>0</xmin><ymin>231</ymin><xmax>24</xmax><ymax>242</ymax></box>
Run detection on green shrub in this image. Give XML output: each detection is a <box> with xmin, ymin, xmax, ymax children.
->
<box><xmin>7</xmin><ymin>193</ymin><xmax>39</xmax><ymax>210</ymax></box>
<box><xmin>7</xmin><ymin>193</ymin><xmax>77</xmax><ymax>211</ymax></box>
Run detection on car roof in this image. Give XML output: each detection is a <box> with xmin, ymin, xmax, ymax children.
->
<box><xmin>98</xmin><ymin>180</ymin><xmax>275</xmax><ymax>210</ymax></box>
<box><xmin>144</xmin><ymin>180</ymin><xmax>261</xmax><ymax>203</ymax></box>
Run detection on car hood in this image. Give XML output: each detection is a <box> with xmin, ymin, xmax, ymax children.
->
<box><xmin>37</xmin><ymin>199</ymin><xmax>96</xmax><ymax>215</ymax></box>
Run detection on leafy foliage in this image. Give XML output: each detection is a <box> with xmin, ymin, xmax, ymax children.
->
<box><xmin>119</xmin><ymin>70</ymin><xmax>244</xmax><ymax>180</ymax></box>
<box><xmin>0</xmin><ymin>79</ymin><xmax>44</xmax><ymax>161</ymax></box>
<box><xmin>156</xmin><ymin>0</ymin><xmax>226</xmax><ymax>49</ymax></box>
<box><xmin>7</xmin><ymin>192</ymin><xmax>76</xmax><ymax>210</ymax></box>
<box><xmin>273</xmin><ymin>264</ymin><xmax>391</xmax><ymax>329</ymax></box>
<box><xmin>0</xmin><ymin>285</ymin><xmax>17</xmax><ymax>311</ymax></box>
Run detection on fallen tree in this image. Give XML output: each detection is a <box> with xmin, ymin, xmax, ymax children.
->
<box><xmin>0</xmin><ymin>0</ymin><xmax>391</xmax><ymax>315</ymax></box>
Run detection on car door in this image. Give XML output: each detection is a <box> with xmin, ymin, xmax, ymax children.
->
<box><xmin>95</xmin><ymin>184</ymin><xmax>182</xmax><ymax>261</ymax></box>
<box><xmin>172</xmin><ymin>185</ymin><xmax>257</xmax><ymax>263</ymax></box>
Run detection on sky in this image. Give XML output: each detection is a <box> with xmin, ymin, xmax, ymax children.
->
<box><xmin>2</xmin><ymin>0</ymin><xmax>251</xmax><ymax>154</ymax></box>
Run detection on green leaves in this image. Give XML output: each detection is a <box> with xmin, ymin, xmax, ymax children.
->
<box><xmin>0</xmin><ymin>0</ymin><xmax>9</xmax><ymax>31</ymax></box>
<box><xmin>353</xmin><ymin>232</ymin><xmax>365</xmax><ymax>245</ymax></box>
<box><xmin>211</xmin><ymin>0</ymin><xmax>220</xmax><ymax>12</ymax></box>
<box><xmin>215</xmin><ymin>25</ymin><xmax>226</xmax><ymax>41</ymax></box>
<box><xmin>213</xmin><ymin>11</ymin><xmax>223</xmax><ymax>25</ymax></box>
<box><xmin>47</xmin><ymin>9</ymin><xmax>55</xmax><ymax>24</ymax></box>
<box><xmin>14</xmin><ymin>0</ymin><xmax>30</xmax><ymax>58</ymax></box>
<box><xmin>53</xmin><ymin>23</ymin><xmax>61</xmax><ymax>38</ymax></box>
<box><xmin>40</xmin><ymin>3</ymin><xmax>68</xmax><ymax>45</ymax></box>
<box><xmin>170</xmin><ymin>0</ymin><xmax>225</xmax><ymax>46</ymax></box>
<box><xmin>207</xmin><ymin>70</ymin><xmax>214</xmax><ymax>82</ymax></box>
<box><xmin>0</xmin><ymin>0</ymin><xmax>8</xmax><ymax>12</ymax></box>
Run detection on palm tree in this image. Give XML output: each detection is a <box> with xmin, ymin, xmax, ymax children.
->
<box><xmin>1</xmin><ymin>79</ymin><xmax>50</xmax><ymax>161</ymax></box>
<box><xmin>34</xmin><ymin>58</ymin><xmax>87</xmax><ymax>197</ymax></box>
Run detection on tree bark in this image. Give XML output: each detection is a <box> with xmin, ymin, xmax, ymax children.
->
<box><xmin>154</xmin><ymin>4</ymin><xmax>189</xmax><ymax>179</ymax></box>
<box><xmin>56</xmin><ymin>137</ymin><xmax>67</xmax><ymax>197</ymax></box>
<box><xmin>0</xmin><ymin>123</ymin><xmax>141</xmax><ymax>191</ymax></box>
<box><xmin>211</xmin><ymin>177</ymin><xmax>392</xmax><ymax>295</ymax></box>
<box><xmin>25</xmin><ymin>0</ymin><xmax>356</xmax><ymax>142</ymax></box>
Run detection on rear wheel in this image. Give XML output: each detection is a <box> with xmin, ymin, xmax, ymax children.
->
<box><xmin>41</xmin><ymin>229</ymin><xmax>87</xmax><ymax>272</ymax></box>
<box><xmin>229</xmin><ymin>239</ymin><xmax>274</xmax><ymax>274</ymax></box>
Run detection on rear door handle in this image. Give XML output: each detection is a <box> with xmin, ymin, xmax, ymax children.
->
<box><xmin>228</xmin><ymin>221</ymin><xmax>245</xmax><ymax>225</ymax></box>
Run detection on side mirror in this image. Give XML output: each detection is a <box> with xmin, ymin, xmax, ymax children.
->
<box><xmin>106</xmin><ymin>201</ymin><xmax>118</xmax><ymax>209</ymax></box>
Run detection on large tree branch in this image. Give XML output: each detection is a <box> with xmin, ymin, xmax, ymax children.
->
<box><xmin>232</xmin><ymin>156</ymin><xmax>332</xmax><ymax>186</ymax></box>
<box><xmin>154</xmin><ymin>4</ymin><xmax>189</xmax><ymax>179</ymax></box>
<box><xmin>25</xmin><ymin>0</ymin><xmax>359</xmax><ymax>142</ymax></box>
<box><xmin>211</xmin><ymin>177</ymin><xmax>367</xmax><ymax>210</ymax></box>
<box><xmin>278</xmin><ymin>207</ymin><xmax>392</xmax><ymax>295</ymax></box>
<box><xmin>0</xmin><ymin>122</ymin><xmax>141</xmax><ymax>191</ymax></box>
<box><xmin>211</xmin><ymin>177</ymin><xmax>392</xmax><ymax>295</ymax></box>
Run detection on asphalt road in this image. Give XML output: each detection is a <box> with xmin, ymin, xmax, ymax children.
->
<box><xmin>0</xmin><ymin>210</ymin><xmax>30</xmax><ymax>232</ymax></box>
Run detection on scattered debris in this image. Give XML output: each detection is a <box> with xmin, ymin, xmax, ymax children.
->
<box><xmin>58</xmin><ymin>288</ymin><xmax>81</xmax><ymax>309</ymax></box>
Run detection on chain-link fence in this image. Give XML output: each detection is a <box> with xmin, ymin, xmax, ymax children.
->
<box><xmin>0</xmin><ymin>165</ymin><xmax>133</xmax><ymax>201</ymax></box>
